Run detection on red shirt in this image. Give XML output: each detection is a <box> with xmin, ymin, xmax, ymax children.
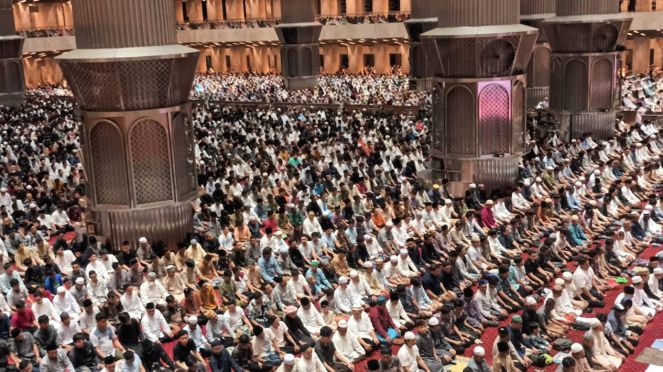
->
<box><xmin>368</xmin><ymin>306</ymin><xmax>397</xmax><ymax>338</ymax></box>
<box><xmin>11</xmin><ymin>308</ymin><xmax>35</xmax><ymax>329</ymax></box>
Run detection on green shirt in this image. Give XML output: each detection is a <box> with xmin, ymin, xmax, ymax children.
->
<box><xmin>219</xmin><ymin>280</ymin><xmax>238</xmax><ymax>302</ymax></box>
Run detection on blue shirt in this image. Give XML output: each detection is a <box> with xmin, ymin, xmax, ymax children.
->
<box><xmin>305</xmin><ymin>267</ymin><xmax>331</xmax><ymax>291</ymax></box>
<box><xmin>121</xmin><ymin>355</ymin><xmax>142</xmax><ymax>372</ymax></box>
<box><xmin>0</xmin><ymin>314</ymin><xmax>10</xmax><ymax>339</ymax></box>
<box><xmin>314</xmin><ymin>183</ymin><xmax>325</xmax><ymax>196</ymax></box>
<box><xmin>45</xmin><ymin>274</ymin><xmax>64</xmax><ymax>294</ymax></box>
<box><xmin>566</xmin><ymin>191</ymin><xmax>581</xmax><ymax>210</ymax></box>
<box><xmin>345</xmin><ymin>227</ymin><xmax>357</xmax><ymax>245</ymax></box>
<box><xmin>568</xmin><ymin>223</ymin><xmax>587</xmax><ymax>246</ymax></box>
<box><xmin>321</xmin><ymin>232</ymin><xmax>337</xmax><ymax>252</ymax></box>
<box><xmin>507</xmin><ymin>325</ymin><xmax>533</xmax><ymax>357</ymax></box>
<box><xmin>258</xmin><ymin>256</ymin><xmax>283</xmax><ymax>283</ymax></box>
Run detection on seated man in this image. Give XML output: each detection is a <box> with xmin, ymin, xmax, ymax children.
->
<box><xmin>330</xmin><ymin>321</ymin><xmax>364</xmax><ymax>370</ymax></box>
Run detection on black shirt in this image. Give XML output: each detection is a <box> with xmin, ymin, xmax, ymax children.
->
<box><xmin>25</xmin><ymin>265</ymin><xmax>45</xmax><ymax>286</ymax></box>
<box><xmin>315</xmin><ymin>340</ymin><xmax>337</xmax><ymax>365</ymax></box>
<box><xmin>422</xmin><ymin>272</ymin><xmax>442</xmax><ymax>296</ymax></box>
<box><xmin>524</xmin><ymin>258</ymin><xmax>540</xmax><ymax>275</ymax></box>
<box><xmin>117</xmin><ymin>319</ymin><xmax>142</xmax><ymax>345</ymax></box>
<box><xmin>69</xmin><ymin>341</ymin><xmax>97</xmax><ymax>367</ymax></box>
<box><xmin>117</xmin><ymin>250</ymin><xmax>137</xmax><ymax>267</ymax></box>
<box><xmin>142</xmin><ymin>342</ymin><xmax>175</xmax><ymax>372</ymax></box>
<box><xmin>173</xmin><ymin>339</ymin><xmax>198</xmax><ymax>362</ymax></box>
<box><xmin>283</xmin><ymin>315</ymin><xmax>311</xmax><ymax>338</ymax></box>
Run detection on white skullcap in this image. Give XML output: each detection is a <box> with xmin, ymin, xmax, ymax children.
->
<box><xmin>590</xmin><ymin>201</ymin><xmax>597</xmax><ymax>206</ymax></box>
<box><xmin>646</xmin><ymin>205</ymin><xmax>654</xmax><ymax>211</ymax></box>
<box><xmin>404</xmin><ymin>332</ymin><xmax>416</xmax><ymax>340</ymax></box>
<box><xmin>275</xmin><ymin>231</ymin><xmax>282</xmax><ymax>236</ymax></box>
<box><xmin>589</xmin><ymin>319</ymin><xmax>601</xmax><ymax>328</ymax></box>
<box><xmin>637</xmin><ymin>143</ymin><xmax>643</xmax><ymax>147</ymax></box>
<box><xmin>575</xmin><ymin>182</ymin><xmax>582</xmax><ymax>187</ymax></box>
<box><xmin>524</xmin><ymin>179</ymin><xmax>531</xmax><ymax>186</ymax></box>
<box><xmin>189</xmin><ymin>316</ymin><xmax>198</xmax><ymax>323</ymax></box>
<box><xmin>428</xmin><ymin>317</ymin><xmax>439</xmax><ymax>326</ymax></box>
<box><xmin>0</xmin><ymin>188</ymin><xmax>6</xmax><ymax>192</ymax></box>
<box><xmin>338</xmin><ymin>276</ymin><xmax>348</xmax><ymax>284</ymax></box>
<box><xmin>26</xmin><ymin>185</ymin><xmax>32</xmax><ymax>190</ymax></box>
<box><xmin>555</xmin><ymin>278</ymin><xmax>565</xmax><ymax>286</ymax></box>
<box><xmin>474</xmin><ymin>346</ymin><xmax>486</xmax><ymax>356</ymax></box>
<box><xmin>400</xmin><ymin>249</ymin><xmax>408</xmax><ymax>255</ymax></box>
<box><xmin>386</xmin><ymin>221</ymin><xmax>394</xmax><ymax>227</ymax></box>
<box><xmin>535</xmin><ymin>177</ymin><xmax>542</xmax><ymax>182</ymax></box>
<box><xmin>280</xmin><ymin>247</ymin><xmax>288</xmax><ymax>254</ymax></box>
<box><xmin>284</xmin><ymin>355</ymin><xmax>296</xmax><ymax>365</ymax></box>
<box><xmin>563</xmin><ymin>272</ymin><xmax>573</xmax><ymax>280</ymax></box>
<box><xmin>364</xmin><ymin>261</ymin><xmax>373</xmax><ymax>268</ymax></box>
<box><xmin>546</xmin><ymin>166</ymin><xmax>554</xmax><ymax>170</ymax></box>
<box><xmin>654</xmin><ymin>268</ymin><xmax>663</xmax><ymax>275</ymax></box>
<box><xmin>29</xmin><ymin>203</ymin><xmax>36</xmax><ymax>208</ymax></box>
<box><xmin>594</xmin><ymin>170</ymin><xmax>600</xmax><ymax>175</ymax></box>
<box><xmin>445</xmin><ymin>199</ymin><xmax>452</xmax><ymax>204</ymax></box>
<box><xmin>469</xmin><ymin>183</ymin><xmax>476</xmax><ymax>188</ymax></box>
<box><xmin>57</xmin><ymin>287</ymin><xmax>66</xmax><ymax>294</ymax></box>
<box><xmin>632</xmin><ymin>276</ymin><xmax>643</xmax><ymax>284</ymax></box>
<box><xmin>349</xmin><ymin>270</ymin><xmax>358</xmax><ymax>278</ymax></box>
<box><xmin>75</xmin><ymin>277</ymin><xmax>85</xmax><ymax>285</ymax></box>
<box><xmin>338</xmin><ymin>320</ymin><xmax>348</xmax><ymax>328</ymax></box>
<box><xmin>139</xmin><ymin>237</ymin><xmax>147</xmax><ymax>243</ymax></box>
<box><xmin>364</xmin><ymin>234</ymin><xmax>371</xmax><ymax>241</ymax></box>
<box><xmin>644</xmin><ymin>211</ymin><xmax>651</xmax><ymax>215</ymax></box>
<box><xmin>571</xmin><ymin>343</ymin><xmax>584</xmax><ymax>353</ymax></box>
<box><xmin>390</xmin><ymin>256</ymin><xmax>398</xmax><ymax>262</ymax></box>
<box><xmin>526</xmin><ymin>297</ymin><xmax>537</xmax><ymax>305</ymax></box>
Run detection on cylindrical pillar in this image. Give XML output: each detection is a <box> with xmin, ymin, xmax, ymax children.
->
<box><xmin>521</xmin><ymin>0</ymin><xmax>555</xmax><ymax>108</ymax></box>
<box><xmin>0</xmin><ymin>0</ymin><xmax>25</xmax><ymax>107</ymax></box>
<box><xmin>405</xmin><ymin>0</ymin><xmax>438</xmax><ymax>91</ymax></box>
<box><xmin>57</xmin><ymin>0</ymin><xmax>200</xmax><ymax>249</ymax></box>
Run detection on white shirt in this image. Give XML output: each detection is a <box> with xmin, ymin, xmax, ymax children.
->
<box><xmin>572</xmin><ymin>267</ymin><xmax>595</xmax><ymax>291</ymax></box>
<box><xmin>331</xmin><ymin>331</ymin><xmax>365</xmax><ymax>361</ymax></box>
<box><xmin>348</xmin><ymin>276</ymin><xmax>373</xmax><ymax>298</ymax></box>
<box><xmin>183</xmin><ymin>324</ymin><xmax>207</xmax><ymax>349</ymax></box>
<box><xmin>297</xmin><ymin>353</ymin><xmax>326</xmax><ymax>372</ymax></box>
<box><xmin>80</xmin><ymin>307</ymin><xmax>101</xmax><ymax>332</ymax></box>
<box><xmin>141</xmin><ymin>310</ymin><xmax>171</xmax><ymax>342</ymax></box>
<box><xmin>140</xmin><ymin>281</ymin><xmax>168</xmax><ymax>305</ymax></box>
<box><xmin>55</xmin><ymin>250</ymin><xmax>76</xmax><ymax>273</ymax></box>
<box><xmin>57</xmin><ymin>321</ymin><xmax>82</xmax><ymax>345</ymax></box>
<box><xmin>32</xmin><ymin>298</ymin><xmax>60</xmax><ymax>322</ymax></box>
<box><xmin>223</xmin><ymin>308</ymin><xmax>245</xmax><ymax>330</ymax></box>
<box><xmin>101</xmin><ymin>255</ymin><xmax>118</xmax><ymax>273</ymax></box>
<box><xmin>51</xmin><ymin>210</ymin><xmax>70</xmax><ymax>226</ymax></box>
<box><xmin>53</xmin><ymin>292</ymin><xmax>81</xmax><ymax>316</ymax></box>
<box><xmin>296</xmin><ymin>306</ymin><xmax>325</xmax><ymax>332</ymax></box>
<box><xmin>347</xmin><ymin>311</ymin><xmax>374</xmax><ymax>339</ymax></box>
<box><xmin>303</xmin><ymin>218</ymin><xmax>323</xmax><ymax>237</ymax></box>
<box><xmin>397</xmin><ymin>344</ymin><xmax>420</xmax><ymax>372</ymax></box>
<box><xmin>87</xmin><ymin>279</ymin><xmax>109</xmax><ymax>306</ymax></box>
<box><xmin>86</xmin><ymin>261</ymin><xmax>109</xmax><ymax>281</ymax></box>
<box><xmin>386</xmin><ymin>300</ymin><xmax>411</xmax><ymax>325</ymax></box>
<box><xmin>121</xmin><ymin>292</ymin><xmax>145</xmax><ymax>319</ymax></box>
<box><xmin>334</xmin><ymin>286</ymin><xmax>358</xmax><ymax>313</ymax></box>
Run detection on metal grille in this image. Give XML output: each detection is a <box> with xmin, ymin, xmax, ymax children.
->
<box><xmin>563</xmin><ymin>59</ymin><xmax>588</xmax><ymax>111</ymax></box>
<box><xmin>479</xmin><ymin>39</ymin><xmax>516</xmax><ymax>76</ymax></box>
<box><xmin>411</xmin><ymin>45</ymin><xmax>427</xmax><ymax>79</ymax></box>
<box><xmin>0</xmin><ymin>40</ymin><xmax>20</xmax><ymax>59</ymax></box>
<box><xmin>532</xmin><ymin>46</ymin><xmax>551</xmax><ymax>88</ymax></box>
<box><xmin>90</xmin><ymin>121</ymin><xmax>129</xmax><ymax>206</ymax></box>
<box><xmin>550</xmin><ymin>58</ymin><xmax>563</xmax><ymax>110</ymax></box>
<box><xmin>438</xmin><ymin>39</ymin><xmax>476</xmax><ymax>77</ymax></box>
<box><xmin>287</xmin><ymin>48</ymin><xmax>298</xmax><ymax>77</ymax></box>
<box><xmin>172</xmin><ymin>113</ymin><xmax>197</xmax><ymax>199</ymax></box>
<box><xmin>130</xmin><ymin>119</ymin><xmax>173</xmax><ymax>205</ymax></box>
<box><xmin>301</xmin><ymin>47</ymin><xmax>313</xmax><ymax>77</ymax></box>
<box><xmin>557</xmin><ymin>24</ymin><xmax>589</xmax><ymax>53</ymax></box>
<box><xmin>432</xmin><ymin>84</ymin><xmax>443</xmax><ymax>152</ymax></box>
<box><xmin>445</xmin><ymin>86</ymin><xmax>476</xmax><ymax>156</ymax></box>
<box><xmin>65</xmin><ymin>62</ymin><xmax>122</xmax><ymax>111</ymax></box>
<box><xmin>513</xmin><ymin>82</ymin><xmax>526</xmax><ymax>152</ymax></box>
<box><xmin>118</xmin><ymin>59</ymin><xmax>175</xmax><ymax>110</ymax></box>
<box><xmin>593</xmin><ymin>24</ymin><xmax>619</xmax><ymax>52</ymax></box>
<box><xmin>590</xmin><ymin>58</ymin><xmax>613</xmax><ymax>110</ymax></box>
<box><xmin>479</xmin><ymin>83</ymin><xmax>510</xmax><ymax>155</ymax></box>
<box><xmin>7</xmin><ymin>61</ymin><xmax>20</xmax><ymax>93</ymax></box>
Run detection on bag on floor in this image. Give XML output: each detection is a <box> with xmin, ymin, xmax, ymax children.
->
<box><xmin>572</xmin><ymin>321</ymin><xmax>590</xmax><ymax>331</ymax></box>
<box><xmin>530</xmin><ymin>354</ymin><xmax>547</xmax><ymax>368</ymax></box>
<box><xmin>553</xmin><ymin>338</ymin><xmax>573</xmax><ymax>351</ymax></box>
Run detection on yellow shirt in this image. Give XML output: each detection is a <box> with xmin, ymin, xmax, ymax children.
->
<box><xmin>187</xmin><ymin>244</ymin><xmax>206</xmax><ymax>265</ymax></box>
<box><xmin>363</xmin><ymin>270</ymin><xmax>384</xmax><ymax>295</ymax></box>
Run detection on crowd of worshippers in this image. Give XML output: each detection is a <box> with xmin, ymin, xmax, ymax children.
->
<box><xmin>190</xmin><ymin>73</ymin><xmax>430</xmax><ymax>106</ymax></box>
<box><xmin>621</xmin><ymin>73</ymin><xmax>663</xmax><ymax>112</ymax></box>
<box><xmin>2</xmin><ymin>81</ymin><xmax>663</xmax><ymax>372</ymax></box>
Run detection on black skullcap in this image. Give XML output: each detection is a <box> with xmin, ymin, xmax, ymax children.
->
<box><xmin>498</xmin><ymin>327</ymin><xmax>509</xmax><ymax>337</ymax></box>
<box><xmin>83</xmin><ymin>299</ymin><xmax>93</xmax><ymax>307</ymax></box>
<box><xmin>497</xmin><ymin>341</ymin><xmax>509</xmax><ymax>352</ymax></box>
<box><xmin>46</xmin><ymin>343</ymin><xmax>58</xmax><ymax>351</ymax></box>
<box><xmin>145</xmin><ymin>302</ymin><xmax>155</xmax><ymax>309</ymax></box>
<box><xmin>463</xmin><ymin>288</ymin><xmax>474</xmax><ymax>297</ymax></box>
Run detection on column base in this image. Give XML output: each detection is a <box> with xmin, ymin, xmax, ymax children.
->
<box><xmin>556</xmin><ymin>111</ymin><xmax>616</xmax><ymax>142</ymax></box>
<box><xmin>0</xmin><ymin>92</ymin><xmax>24</xmax><ymax>107</ymax></box>
<box><xmin>411</xmin><ymin>78</ymin><xmax>433</xmax><ymax>92</ymax></box>
<box><xmin>91</xmin><ymin>202</ymin><xmax>193</xmax><ymax>250</ymax></box>
<box><xmin>421</xmin><ymin>156</ymin><xmax>521</xmax><ymax>195</ymax></box>
<box><xmin>284</xmin><ymin>76</ymin><xmax>318</xmax><ymax>90</ymax></box>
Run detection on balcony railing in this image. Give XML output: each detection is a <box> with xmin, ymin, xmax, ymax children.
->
<box><xmin>15</xmin><ymin>26</ymin><xmax>74</xmax><ymax>38</ymax></box>
<box><xmin>176</xmin><ymin>18</ymin><xmax>280</xmax><ymax>30</ymax></box>
<box><xmin>317</xmin><ymin>11</ymin><xmax>411</xmax><ymax>25</ymax></box>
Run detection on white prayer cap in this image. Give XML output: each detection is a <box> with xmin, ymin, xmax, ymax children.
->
<box><xmin>390</xmin><ymin>256</ymin><xmax>398</xmax><ymax>262</ymax></box>
<box><xmin>535</xmin><ymin>177</ymin><xmax>542</xmax><ymax>182</ymax></box>
<box><xmin>589</xmin><ymin>201</ymin><xmax>597</xmax><ymax>206</ymax></box>
<box><xmin>646</xmin><ymin>205</ymin><xmax>654</xmax><ymax>211</ymax></box>
<box><xmin>428</xmin><ymin>317</ymin><xmax>439</xmax><ymax>326</ymax></box>
<box><xmin>29</xmin><ymin>203</ymin><xmax>36</xmax><ymax>208</ymax></box>
<box><xmin>563</xmin><ymin>272</ymin><xmax>573</xmax><ymax>280</ymax></box>
<box><xmin>338</xmin><ymin>320</ymin><xmax>348</xmax><ymax>328</ymax></box>
<box><xmin>526</xmin><ymin>297</ymin><xmax>537</xmax><ymax>305</ymax></box>
<box><xmin>644</xmin><ymin>211</ymin><xmax>651</xmax><ymax>215</ymax></box>
<box><xmin>474</xmin><ymin>346</ymin><xmax>485</xmax><ymax>356</ymax></box>
<box><xmin>26</xmin><ymin>185</ymin><xmax>32</xmax><ymax>190</ymax></box>
<box><xmin>189</xmin><ymin>316</ymin><xmax>198</xmax><ymax>323</ymax></box>
<box><xmin>262</xmin><ymin>173</ymin><xmax>268</xmax><ymax>177</ymax></box>
<box><xmin>589</xmin><ymin>319</ymin><xmax>601</xmax><ymax>328</ymax></box>
<box><xmin>575</xmin><ymin>181</ymin><xmax>582</xmax><ymax>187</ymax></box>
<box><xmin>555</xmin><ymin>278</ymin><xmax>565</xmax><ymax>286</ymax></box>
<box><xmin>400</xmin><ymin>249</ymin><xmax>408</xmax><ymax>255</ymax></box>
<box><xmin>75</xmin><ymin>278</ymin><xmax>85</xmax><ymax>285</ymax></box>
<box><xmin>338</xmin><ymin>276</ymin><xmax>348</xmax><ymax>284</ymax></box>
<box><xmin>632</xmin><ymin>276</ymin><xmax>643</xmax><ymax>284</ymax></box>
<box><xmin>654</xmin><ymin>268</ymin><xmax>663</xmax><ymax>275</ymax></box>
<box><xmin>280</xmin><ymin>247</ymin><xmax>288</xmax><ymax>254</ymax></box>
<box><xmin>275</xmin><ymin>231</ymin><xmax>282</xmax><ymax>236</ymax></box>
<box><xmin>57</xmin><ymin>287</ymin><xmax>66</xmax><ymax>294</ymax></box>
<box><xmin>349</xmin><ymin>270</ymin><xmax>358</xmax><ymax>278</ymax></box>
<box><xmin>445</xmin><ymin>199</ymin><xmax>452</xmax><ymax>204</ymax></box>
<box><xmin>364</xmin><ymin>261</ymin><xmax>373</xmax><ymax>268</ymax></box>
<box><xmin>284</xmin><ymin>355</ymin><xmax>296</xmax><ymax>365</ymax></box>
<box><xmin>571</xmin><ymin>343</ymin><xmax>583</xmax><ymax>353</ymax></box>
<box><xmin>469</xmin><ymin>183</ymin><xmax>476</xmax><ymax>188</ymax></box>
<box><xmin>386</xmin><ymin>221</ymin><xmax>394</xmax><ymax>227</ymax></box>
<box><xmin>637</xmin><ymin>143</ymin><xmax>643</xmax><ymax>147</ymax></box>
<box><xmin>546</xmin><ymin>166</ymin><xmax>554</xmax><ymax>171</ymax></box>
<box><xmin>594</xmin><ymin>170</ymin><xmax>600</xmax><ymax>175</ymax></box>
<box><xmin>0</xmin><ymin>188</ymin><xmax>6</xmax><ymax>192</ymax></box>
<box><xmin>523</xmin><ymin>179</ymin><xmax>531</xmax><ymax>186</ymax></box>
<box><xmin>404</xmin><ymin>332</ymin><xmax>416</xmax><ymax>340</ymax></box>
<box><xmin>364</xmin><ymin>234</ymin><xmax>371</xmax><ymax>241</ymax></box>
<box><xmin>139</xmin><ymin>237</ymin><xmax>147</xmax><ymax>243</ymax></box>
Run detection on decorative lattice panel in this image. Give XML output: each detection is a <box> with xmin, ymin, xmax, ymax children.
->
<box><xmin>7</xmin><ymin>61</ymin><xmax>20</xmax><ymax>93</ymax></box>
<box><xmin>130</xmin><ymin>119</ymin><xmax>173</xmax><ymax>205</ymax></box>
<box><xmin>301</xmin><ymin>47</ymin><xmax>313</xmax><ymax>77</ymax></box>
<box><xmin>65</xmin><ymin>62</ymin><xmax>122</xmax><ymax>111</ymax></box>
<box><xmin>564</xmin><ymin>59</ymin><xmax>588</xmax><ymax>111</ymax></box>
<box><xmin>287</xmin><ymin>48</ymin><xmax>298</xmax><ymax>77</ymax></box>
<box><xmin>532</xmin><ymin>46</ymin><xmax>551</xmax><ymax>88</ymax></box>
<box><xmin>590</xmin><ymin>58</ymin><xmax>613</xmax><ymax>110</ymax></box>
<box><xmin>478</xmin><ymin>36</ymin><xmax>520</xmax><ymax>77</ymax></box>
<box><xmin>557</xmin><ymin>24</ymin><xmax>590</xmax><ymax>52</ymax></box>
<box><xmin>593</xmin><ymin>24</ymin><xmax>619</xmax><ymax>52</ymax></box>
<box><xmin>445</xmin><ymin>86</ymin><xmax>476</xmax><ymax>156</ymax></box>
<box><xmin>513</xmin><ymin>82</ymin><xmax>526</xmax><ymax>152</ymax></box>
<box><xmin>118</xmin><ymin>59</ymin><xmax>175</xmax><ymax>110</ymax></box>
<box><xmin>550</xmin><ymin>58</ymin><xmax>563</xmax><ymax>110</ymax></box>
<box><xmin>438</xmin><ymin>39</ymin><xmax>476</xmax><ymax>77</ymax></box>
<box><xmin>480</xmin><ymin>84</ymin><xmax>510</xmax><ymax>155</ymax></box>
<box><xmin>432</xmin><ymin>84</ymin><xmax>443</xmax><ymax>152</ymax></box>
<box><xmin>90</xmin><ymin>121</ymin><xmax>129</xmax><ymax>206</ymax></box>
<box><xmin>411</xmin><ymin>45</ymin><xmax>427</xmax><ymax>79</ymax></box>
<box><xmin>172</xmin><ymin>113</ymin><xmax>197</xmax><ymax>199</ymax></box>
